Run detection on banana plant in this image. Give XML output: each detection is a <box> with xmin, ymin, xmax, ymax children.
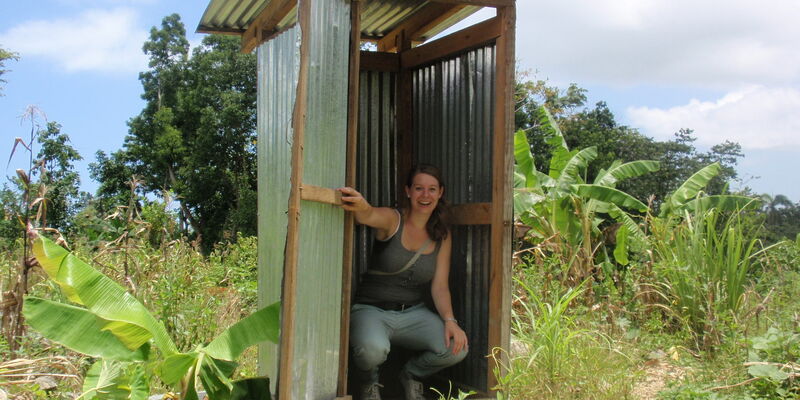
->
<box><xmin>23</xmin><ymin>234</ymin><xmax>280</xmax><ymax>400</ymax></box>
<box><xmin>658</xmin><ymin>162</ymin><xmax>760</xmax><ymax>218</ymax></box>
<box><xmin>514</xmin><ymin>106</ymin><xmax>659</xmax><ymax>276</ymax></box>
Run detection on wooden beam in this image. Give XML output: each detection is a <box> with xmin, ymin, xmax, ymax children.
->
<box><xmin>430</xmin><ymin>0</ymin><xmax>515</xmax><ymax>7</ymax></box>
<box><xmin>300</xmin><ymin>184</ymin><xmax>343</xmax><ymax>205</ymax></box>
<box><xmin>276</xmin><ymin>0</ymin><xmax>310</xmax><ymax>398</ymax></box>
<box><xmin>240</xmin><ymin>0</ymin><xmax>297</xmax><ymax>53</ymax></box>
<box><xmin>487</xmin><ymin>4</ymin><xmax>514</xmax><ymax>393</ymax></box>
<box><xmin>338</xmin><ymin>1</ymin><xmax>361</xmax><ymax>397</ymax></box>
<box><xmin>377</xmin><ymin>2</ymin><xmax>465</xmax><ymax>52</ymax></box>
<box><xmin>359</xmin><ymin>51</ymin><xmax>400</xmax><ymax>72</ymax></box>
<box><xmin>450</xmin><ymin>202</ymin><xmax>491</xmax><ymax>225</ymax></box>
<box><xmin>400</xmin><ymin>16</ymin><xmax>501</xmax><ymax>69</ymax></box>
<box><xmin>396</xmin><ymin>31</ymin><xmax>414</xmax><ymax>203</ymax></box>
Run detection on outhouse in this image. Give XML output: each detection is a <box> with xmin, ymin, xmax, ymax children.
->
<box><xmin>198</xmin><ymin>1</ymin><xmax>516</xmax><ymax>398</ymax></box>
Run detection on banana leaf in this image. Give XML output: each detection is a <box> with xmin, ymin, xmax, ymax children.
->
<box><xmin>555</xmin><ymin>147</ymin><xmax>597</xmax><ymax>185</ymax></box>
<box><xmin>613</xmin><ymin>225</ymin><xmax>630</xmax><ymax>265</ymax></box>
<box><xmin>594</xmin><ymin>160</ymin><xmax>660</xmax><ymax>187</ymax></box>
<box><xmin>678</xmin><ymin>195</ymin><xmax>761</xmax><ymax>213</ymax></box>
<box><xmin>230</xmin><ymin>378</ymin><xmax>271</xmax><ymax>400</ymax></box>
<box><xmin>575</xmin><ymin>184</ymin><xmax>647</xmax><ymax>212</ymax></box>
<box><xmin>32</xmin><ymin>235</ymin><xmax>177</xmax><ymax>355</ymax></box>
<box><xmin>514</xmin><ymin>129</ymin><xmax>537</xmax><ymax>187</ymax></box>
<box><xmin>203</xmin><ymin>301</ymin><xmax>281</xmax><ymax>361</ymax></box>
<box><xmin>78</xmin><ymin>360</ymin><xmax>147</xmax><ymax>400</ymax></box>
<box><xmin>535</xmin><ymin>106</ymin><xmax>569</xmax><ymax>152</ymax></box>
<box><xmin>660</xmin><ymin>163</ymin><xmax>721</xmax><ymax>217</ymax></box>
<box><xmin>23</xmin><ymin>297</ymin><xmax>149</xmax><ymax>361</ymax></box>
<box><xmin>158</xmin><ymin>353</ymin><xmax>199</xmax><ymax>385</ymax></box>
<box><xmin>607</xmin><ymin>204</ymin><xmax>647</xmax><ymax>243</ymax></box>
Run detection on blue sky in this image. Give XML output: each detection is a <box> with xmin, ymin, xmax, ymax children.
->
<box><xmin>2</xmin><ymin>0</ymin><xmax>798</xmax><ymax>201</ymax></box>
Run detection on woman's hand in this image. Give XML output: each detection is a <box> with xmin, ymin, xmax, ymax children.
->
<box><xmin>337</xmin><ymin>186</ymin><xmax>370</xmax><ymax>213</ymax></box>
<box><xmin>444</xmin><ymin>320</ymin><xmax>468</xmax><ymax>355</ymax></box>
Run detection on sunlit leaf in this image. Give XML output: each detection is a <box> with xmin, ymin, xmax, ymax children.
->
<box><xmin>203</xmin><ymin>301</ymin><xmax>281</xmax><ymax>361</ymax></box>
<box><xmin>23</xmin><ymin>297</ymin><xmax>149</xmax><ymax>362</ymax></box>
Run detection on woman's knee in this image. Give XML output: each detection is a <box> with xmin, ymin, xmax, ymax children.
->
<box><xmin>351</xmin><ymin>338</ymin><xmax>390</xmax><ymax>370</ymax></box>
<box><xmin>435</xmin><ymin>345</ymin><xmax>468</xmax><ymax>367</ymax></box>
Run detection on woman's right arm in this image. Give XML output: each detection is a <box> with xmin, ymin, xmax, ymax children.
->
<box><xmin>338</xmin><ymin>187</ymin><xmax>400</xmax><ymax>240</ymax></box>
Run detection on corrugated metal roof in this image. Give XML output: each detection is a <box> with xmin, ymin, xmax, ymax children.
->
<box><xmin>198</xmin><ymin>0</ymin><xmax>480</xmax><ymax>43</ymax></box>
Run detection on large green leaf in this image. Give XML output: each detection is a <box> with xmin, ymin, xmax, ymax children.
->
<box><xmin>514</xmin><ymin>129</ymin><xmax>537</xmax><ymax>188</ymax></box>
<box><xmin>158</xmin><ymin>353</ymin><xmax>198</xmax><ymax>385</ymax></box>
<box><xmin>78</xmin><ymin>360</ymin><xmax>142</xmax><ymax>400</ymax></box>
<box><xmin>678</xmin><ymin>195</ymin><xmax>761</xmax><ymax>213</ymax></box>
<box><xmin>230</xmin><ymin>378</ymin><xmax>271</xmax><ymax>400</ymax></box>
<box><xmin>594</xmin><ymin>160</ymin><xmax>660</xmax><ymax>187</ymax></box>
<box><xmin>613</xmin><ymin>225</ymin><xmax>630</xmax><ymax>266</ymax></box>
<box><xmin>575</xmin><ymin>184</ymin><xmax>647</xmax><ymax>212</ymax></box>
<box><xmin>23</xmin><ymin>297</ymin><xmax>149</xmax><ymax>362</ymax></box>
<box><xmin>608</xmin><ymin>204</ymin><xmax>647</xmax><ymax>243</ymax></box>
<box><xmin>32</xmin><ymin>235</ymin><xmax>177</xmax><ymax>355</ymax></box>
<box><xmin>660</xmin><ymin>163</ymin><xmax>721</xmax><ymax>217</ymax></box>
<box><xmin>198</xmin><ymin>356</ymin><xmax>237</xmax><ymax>400</ymax></box>
<box><xmin>535</xmin><ymin>106</ymin><xmax>569</xmax><ymax>152</ymax></box>
<box><xmin>203</xmin><ymin>301</ymin><xmax>281</xmax><ymax>361</ymax></box>
<box><xmin>555</xmin><ymin>147</ymin><xmax>597</xmax><ymax>186</ymax></box>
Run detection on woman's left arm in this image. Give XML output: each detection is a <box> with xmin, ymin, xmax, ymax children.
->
<box><xmin>431</xmin><ymin>235</ymin><xmax>468</xmax><ymax>355</ymax></box>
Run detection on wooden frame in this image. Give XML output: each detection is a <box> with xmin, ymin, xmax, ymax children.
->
<box><xmin>487</xmin><ymin>4</ymin><xmax>515</xmax><ymax>392</ymax></box>
<box><xmin>276</xmin><ymin>0</ymin><xmax>310</xmax><ymax>398</ymax></box>
<box><xmin>430</xmin><ymin>0</ymin><xmax>514</xmax><ymax>6</ymax></box>
<box><xmin>337</xmin><ymin>0</ymin><xmax>362</xmax><ymax>396</ymax></box>
<box><xmin>359</xmin><ymin>51</ymin><xmax>400</xmax><ymax>72</ymax></box>
<box><xmin>377</xmin><ymin>2</ymin><xmax>466</xmax><ymax>52</ymax></box>
<box><xmin>400</xmin><ymin>16</ymin><xmax>502</xmax><ymax>69</ymax></box>
<box><xmin>240</xmin><ymin>0</ymin><xmax>297</xmax><ymax>53</ymax></box>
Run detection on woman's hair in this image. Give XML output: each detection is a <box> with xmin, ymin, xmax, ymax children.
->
<box><xmin>404</xmin><ymin>164</ymin><xmax>450</xmax><ymax>242</ymax></box>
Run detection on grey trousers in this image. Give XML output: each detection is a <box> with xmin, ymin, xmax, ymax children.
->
<box><xmin>349</xmin><ymin>303</ymin><xmax>468</xmax><ymax>384</ymax></box>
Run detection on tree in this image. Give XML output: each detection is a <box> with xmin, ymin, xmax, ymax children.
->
<box><xmin>0</xmin><ymin>46</ymin><xmax>19</xmax><ymax>95</ymax></box>
<box><xmin>34</xmin><ymin>122</ymin><xmax>84</xmax><ymax>231</ymax></box>
<box><xmin>103</xmin><ymin>14</ymin><xmax>257</xmax><ymax>251</ymax></box>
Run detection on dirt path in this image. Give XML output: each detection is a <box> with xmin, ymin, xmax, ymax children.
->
<box><xmin>631</xmin><ymin>359</ymin><xmax>687</xmax><ymax>399</ymax></box>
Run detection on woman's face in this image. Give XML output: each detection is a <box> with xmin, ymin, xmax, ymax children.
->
<box><xmin>405</xmin><ymin>172</ymin><xmax>443</xmax><ymax>215</ymax></box>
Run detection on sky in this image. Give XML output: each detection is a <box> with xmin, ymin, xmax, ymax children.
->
<box><xmin>1</xmin><ymin>0</ymin><xmax>798</xmax><ymax>202</ymax></box>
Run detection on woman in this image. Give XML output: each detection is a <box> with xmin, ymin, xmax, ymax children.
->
<box><xmin>338</xmin><ymin>164</ymin><xmax>468</xmax><ymax>400</ymax></box>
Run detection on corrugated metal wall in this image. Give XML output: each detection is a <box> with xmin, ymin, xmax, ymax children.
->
<box><xmin>257</xmin><ymin>0</ymin><xmax>350</xmax><ymax>397</ymax></box>
<box><xmin>354</xmin><ymin>69</ymin><xmax>398</xmax><ymax>284</ymax></box>
<box><xmin>292</xmin><ymin>0</ymin><xmax>351</xmax><ymax>398</ymax></box>
<box><xmin>256</xmin><ymin>24</ymin><xmax>300</xmax><ymax>394</ymax></box>
<box><xmin>413</xmin><ymin>44</ymin><xmax>496</xmax><ymax>392</ymax></box>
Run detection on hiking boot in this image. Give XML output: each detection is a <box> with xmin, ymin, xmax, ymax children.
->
<box><xmin>360</xmin><ymin>382</ymin><xmax>383</xmax><ymax>400</ymax></box>
<box><xmin>399</xmin><ymin>369</ymin><xmax>425</xmax><ymax>400</ymax></box>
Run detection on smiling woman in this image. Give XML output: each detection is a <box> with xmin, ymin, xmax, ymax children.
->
<box><xmin>339</xmin><ymin>164</ymin><xmax>468</xmax><ymax>400</ymax></box>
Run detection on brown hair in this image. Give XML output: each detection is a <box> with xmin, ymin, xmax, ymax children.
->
<box><xmin>404</xmin><ymin>164</ymin><xmax>450</xmax><ymax>242</ymax></box>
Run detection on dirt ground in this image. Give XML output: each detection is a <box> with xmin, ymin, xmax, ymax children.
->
<box><xmin>631</xmin><ymin>359</ymin><xmax>688</xmax><ymax>399</ymax></box>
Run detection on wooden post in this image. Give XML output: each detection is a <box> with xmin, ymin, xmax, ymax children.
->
<box><xmin>277</xmin><ymin>0</ymin><xmax>311</xmax><ymax>398</ymax></box>
<box><xmin>487</xmin><ymin>4</ymin><xmax>515</xmax><ymax>393</ymax></box>
<box><xmin>396</xmin><ymin>30</ymin><xmax>414</xmax><ymax>202</ymax></box>
<box><xmin>338</xmin><ymin>0</ymin><xmax>361</xmax><ymax>396</ymax></box>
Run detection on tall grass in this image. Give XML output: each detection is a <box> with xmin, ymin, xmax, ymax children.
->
<box><xmin>650</xmin><ymin>206</ymin><xmax>761</xmax><ymax>347</ymax></box>
<box><xmin>496</xmin><ymin>270</ymin><xmax>636</xmax><ymax>399</ymax></box>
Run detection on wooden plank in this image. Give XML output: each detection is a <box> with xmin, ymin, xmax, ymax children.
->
<box><xmin>359</xmin><ymin>51</ymin><xmax>400</xmax><ymax>72</ymax></box>
<box><xmin>337</xmin><ymin>1</ymin><xmax>361</xmax><ymax>397</ymax></box>
<box><xmin>300</xmin><ymin>184</ymin><xmax>343</xmax><ymax>205</ymax></box>
<box><xmin>400</xmin><ymin>16</ymin><xmax>501</xmax><ymax>69</ymax></box>
<box><xmin>396</xmin><ymin>31</ymin><xmax>414</xmax><ymax>202</ymax></box>
<box><xmin>450</xmin><ymin>202</ymin><xmax>491</xmax><ymax>225</ymax></box>
<box><xmin>276</xmin><ymin>0</ymin><xmax>310</xmax><ymax>398</ymax></box>
<box><xmin>377</xmin><ymin>2</ymin><xmax>465</xmax><ymax>52</ymax></box>
<box><xmin>487</xmin><ymin>5</ymin><xmax>514</xmax><ymax>394</ymax></box>
<box><xmin>430</xmin><ymin>0</ymin><xmax>515</xmax><ymax>7</ymax></box>
<box><xmin>240</xmin><ymin>0</ymin><xmax>297</xmax><ymax>53</ymax></box>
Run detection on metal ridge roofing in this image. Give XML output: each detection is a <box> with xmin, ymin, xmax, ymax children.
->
<box><xmin>198</xmin><ymin>0</ymin><xmax>481</xmax><ymax>42</ymax></box>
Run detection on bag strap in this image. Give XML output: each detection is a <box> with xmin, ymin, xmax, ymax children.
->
<box><xmin>367</xmin><ymin>238</ymin><xmax>433</xmax><ymax>276</ymax></box>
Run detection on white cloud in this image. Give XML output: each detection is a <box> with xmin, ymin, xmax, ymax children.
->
<box><xmin>516</xmin><ymin>0</ymin><xmax>800</xmax><ymax>88</ymax></box>
<box><xmin>0</xmin><ymin>8</ymin><xmax>148</xmax><ymax>74</ymax></box>
<box><xmin>627</xmin><ymin>85</ymin><xmax>800</xmax><ymax>149</ymax></box>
